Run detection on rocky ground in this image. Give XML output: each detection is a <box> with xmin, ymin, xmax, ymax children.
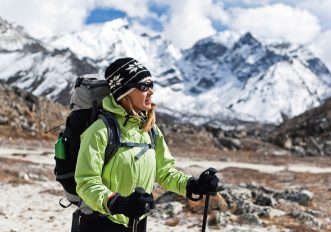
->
<box><xmin>0</xmin><ymin>140</ymin><xmax>331</xmax><ymax>232</ymax></box>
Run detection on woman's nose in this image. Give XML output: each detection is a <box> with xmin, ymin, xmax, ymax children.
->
<box><xmin>148</xmin><ymin>88</ymin><xmax>154</xmax><ymax>95</ymax></box>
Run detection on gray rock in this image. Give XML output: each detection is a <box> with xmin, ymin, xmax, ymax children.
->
<box><xmin>268</xmin><ymin>208</ymin><xmax>286</xmax><ymax>218</ymax></box>
<box><xmin>240</xmin><ymin>213</ymin><xmax>263</xmax><ymax>225</ymax></box>
<box><xmin>293</xmin><ymin>137</ymin><xmax>305</xmax><ymax>146</ymax></box>
<box><xmin>291</xmin><ymin>210</ymin><xmax>321</xmax><ymax>228</ymax></box>
<box><xmin>271</xmin><ymin>149</ymin><xmax>287</xmax><ymax>156</ymax></box>
<box><xmin>309</xmin><ymin>137</ymin><xmax>324</xmax><ymax>155</ymax></box>
<box><xmin>163</xmin><ymin>202</ymin><xmax>183</xmax><ymax>216</ymax></box>
<box><xmin>152</xmin><ymin>202</ymin><xmax>183</xmax><ymax>219</ymax></box>
<box><xmin>306</xmin><ymin>146</ymin><xmax>319</xmax><ymax>156</ymax></box>
<box><xmin>28</xmin><ymin>173</ymin><xmax>48</xmax><ymax>182</ymax></box>
<box><xmin>214</xmin><ymin>211</ymin><xmax>236</xmax><ymax>226</ymax></box>
<box><xmin>217</xmin><ymin>137</ymin><xmax>242</xmax><ymax>150</ymax></box>
<box><xmin>0</xmin><ymin>115</ymin><xmax>8</xmax><ymax>125</ymax></box>
<box><xmin>253</xmin><ymin>192</ymin><xmax>274</xmax><ymax>207</ymax></box>
<box><xmin>284</xmin><ymin>138</ymin><xmax>292</xmax><ymax>149</ymax></box>
<box><xmin>233</xmin><ymin>129</ymin><xmax>247</xmax><ymax>138</ymax></box>
<box><xmin>220</xmin><ymin>186</ymin><xmax>252</xmax><ymax>209</ymax></box>
<box><xmin>273</xmin><ymin>189</ymin><xmax>314</xmax><ymax>206</ymax></box>
<box><xmin>155</xmin><ymin>191</ymin><xmax>180</xmax><ymax>204</ymax></box>
<box><xmin>305</xmin><ymin>209</ymin><xmax>325</xmax><ymax>218</ymax></box>
<box><xmin>245</xmin><ymin>184</ymin><xmax>275</xmax><ymax>195</ymax></box>
<box><xmin>292</xmin><ymin>146</ymin><xmax>306</xmax><ymax>156</ymax></box>
<box><xmin>235</xmin><ymin>201</ymin><xmax>272</xmax><ymax>218</ymax></box>
<box><xmin>324</xmin><ymin>140</ymin><xmax>331</xmax><ymax>156</ymax></box>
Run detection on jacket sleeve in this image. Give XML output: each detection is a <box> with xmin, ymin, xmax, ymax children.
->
<box><xmin>75</xmin><ymin>120</ymin><xmax>112</xmax><ymax>215</ymax></box>
<box><xmin>154</xmin><ymin>126</ymin><xmax>191</xmax><ymax>196</ymax></box>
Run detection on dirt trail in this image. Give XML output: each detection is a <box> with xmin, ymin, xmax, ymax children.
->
<box><xmin>1</xmin><ymin>146</ymin><xmax>331</xmax><ymax>231</ymax></box>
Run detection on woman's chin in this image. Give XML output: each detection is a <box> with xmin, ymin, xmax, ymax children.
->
<box><xmin>145</xmin><ymin>105</ymin><xmax>152</xmax><ymax>111</ymax></box>
<box><xmin>136</xmin><ymin>104</ymin><xmax>151</xmax><ymax>112</ymax></box>
<box><xmin>144</xmin><ymin>104</ymin><xmax>152</xmax><ymax>111</ymax></box>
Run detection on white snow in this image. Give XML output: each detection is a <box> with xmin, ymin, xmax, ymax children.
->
<box><xmin>209</xmin><ymin>31</ymin><xmax>242</xmax><ymax>49</ymax></box>
<box><xmin>0</xmin><ymin>17</ymin><xmax>35</xmax><ymax>51</ymax></box>
<box><xmin>154</xmin><ymin>57</ymin><xmax>330</xmax><ymax>124</ymax></box>
<box><xmin>1</xmin><ymin>17</ymin><xmax>331</xmax><ymax>126</ymax></box>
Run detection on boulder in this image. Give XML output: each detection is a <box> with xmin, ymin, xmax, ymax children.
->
<box><xmin>152</xmin><ymin>202</ymin><xmax>184</xmax><ymax>220</ymax></box>
<box><xmin>187</xmin><ymin>193</ymin><xmax>227</xmax><ymax>213</ymax></box>
<box><xmin>273</xmin><ymin>189</ymin><xmax>314</xmax><ymax>206</ymax></box>
<box><xmin>291</xmin><ymin>210</ymin><xmax>321</xmax><ymax>228</ymax></box>
<box><xmin>155</xmin><ymin>191</ymin><xmax>181</xmax><ymax>204</ymax></box>
<box><xmin>217</xmin><ymin>137</ymin><xmax>242</xmax><ymax>150</ymax></box>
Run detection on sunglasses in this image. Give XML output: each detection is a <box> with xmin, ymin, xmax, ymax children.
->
<box><xmin>128</xmin><ymin>81</ymin><xmax>154</xmax><ymax>92</ymax></box>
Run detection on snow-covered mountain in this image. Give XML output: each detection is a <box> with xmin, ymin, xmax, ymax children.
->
<box><xmin>0</xmin><ymin>17</ymin><xmax>98</xmax><ymax>104</ymax></box>
<box><xmin>0</xmin><ymin>16</ymin><xmax>330</xmax><ymax>125</ymax></box>
<box><xmin>47</xmin><ymin>19</ymin><xmax>183</xmax><ymax>88</ymax></box>
<box><xmin>175</xmin><ymin>32</ymin><xmax>331</xmax><ymax>124</ymax></box>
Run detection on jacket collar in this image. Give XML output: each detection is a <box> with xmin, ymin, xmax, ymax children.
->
<box><xmin>102</xmin><ymin>95</ymin><xmax>144</xmax><ymax>127</ymax></box>
<box><xmin>102</xmin><ymin>95</ymin><xmax>127</xmax><ymax>117</ymax></box>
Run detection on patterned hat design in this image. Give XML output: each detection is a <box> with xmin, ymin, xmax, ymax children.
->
<box><xmin>105</xmin><ymin>57</ymin><xmax>152</xmax><ymax>101</ymax></box>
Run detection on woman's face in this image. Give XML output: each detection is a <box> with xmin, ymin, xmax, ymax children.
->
<box><xmin>126</xmin><ymin>80</ymin><xmax>154</xmax><ymax>111</ymax></box>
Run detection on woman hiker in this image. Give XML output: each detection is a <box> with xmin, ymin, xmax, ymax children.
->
<box><xmin>74</xmin><ymin>57</ymin><xmax>219</xmax><ymax>232</ymax></box>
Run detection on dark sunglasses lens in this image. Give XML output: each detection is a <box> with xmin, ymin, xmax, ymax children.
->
<box><xmin>138</xmin><ymin>82</ymin><xmax>153</xmax><ymax>92</ymax></box>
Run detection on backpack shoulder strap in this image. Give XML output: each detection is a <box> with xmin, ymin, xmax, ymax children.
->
<box><xmin>148</xmin><ymin>126</ymin><xmax>158</xmax><ymax>149</ymax></box>
<box><xmin>99</xmin><ymin>112</ymin><xmax>159</xmax><ymax>163</ymax></box>
<box><xmin>98</xmin><ymin>111</ymin><xmax>121</xmax><ymax>164</ymax></box>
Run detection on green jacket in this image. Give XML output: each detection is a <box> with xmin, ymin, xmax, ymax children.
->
<box><xmin>75</xmin><ymin>95</ymin><xmax>191</xmax><ymax>226</ymax></box>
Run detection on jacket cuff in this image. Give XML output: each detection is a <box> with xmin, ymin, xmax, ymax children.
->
<box><xmin>107</xmin><ymin>193</ymin><xmax>119</xmax><ymax>213</ymax></box>
<box><xmin>186</xmin><ymin>177</ymin><xmax>198</xmax><ymax>197</ymax></box>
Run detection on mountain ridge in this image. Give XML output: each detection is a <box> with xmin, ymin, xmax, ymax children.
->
<box><xmin>0</xmin><ymin>17</ymin><xmax>330</xmax><ymax>125</ymax></box>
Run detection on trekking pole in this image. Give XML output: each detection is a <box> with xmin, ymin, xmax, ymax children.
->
<box><xmin>132</xmin><ymin>218</ymin><xmax>139</xmax><ymax>232</ymax></box>
<box><xmin>132</xmin><ymin>187</ymin><xmax>153</xmax><ymax>232</ymax></box>
<box><xmin>201</xmin><ymin>168</ymin><xmax>218</xmax><ymax>232</ymax></box>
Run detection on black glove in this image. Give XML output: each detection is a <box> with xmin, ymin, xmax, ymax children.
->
<box><xmin>108</xmin><ymin>187</ymin><xmax>155</xmax><ymax>219</ymax></box>
<box><xmin>186</xmin><ymin>167</ymin><xmax>219</xmax><ymax>201</ymax></box>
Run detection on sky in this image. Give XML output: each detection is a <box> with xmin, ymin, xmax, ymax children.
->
<box><xmin>0</xmin><ymin>0</ymin><xmax>331</xmax><ymax>70</ymax></box>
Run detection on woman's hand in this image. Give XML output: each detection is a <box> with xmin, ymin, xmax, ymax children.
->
<box><xmin>186</xmin><ymin>168</ymin><xmax>219</xmax><ymax>200</ymax></box>
<box><xmin>108</xmin><ymin>188</ymin><xmax>154</xmax><ymax>219</ymax></box>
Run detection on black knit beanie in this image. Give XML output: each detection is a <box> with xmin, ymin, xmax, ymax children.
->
<box><xmin>105</xmin><ymin>57</ymin><xmax>152</xmax><ymax>101</ymax></box>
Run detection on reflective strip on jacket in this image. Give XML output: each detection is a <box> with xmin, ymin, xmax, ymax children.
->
<box><xmin>75</xmin><ymin>95</ymin><xmax>191</xmax><ymax>226</ymax></box>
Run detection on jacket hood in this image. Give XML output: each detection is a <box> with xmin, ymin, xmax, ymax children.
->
<box><xmin>102</xmin><ymin>95</ymin><xmax>128</xmax><ymax>117</ymax></box>
<box><xmin>102</xmin><ymin>95</ymin><xmax>145</xmax><ymax>126</ymax></box>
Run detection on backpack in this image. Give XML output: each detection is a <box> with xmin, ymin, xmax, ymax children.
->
<box><xmin>54</xmin><ymin>74</ymin><xmax>157</xmax><ymax>208</ymax></box>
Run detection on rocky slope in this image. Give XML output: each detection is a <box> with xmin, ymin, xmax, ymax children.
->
<box><xmin>157</xmin><ymin>97</ymin><xmax>331</xmax><ymax>157</ymax></box>
<box><xmin>269</xmin><ymin>97</ymin><xmax>331</xmax><ymax>156</ymax></box>
<box><xmin>0</xmin><ymin>81</ymin><xmax>68</xmax><ymax>141</ymax></box>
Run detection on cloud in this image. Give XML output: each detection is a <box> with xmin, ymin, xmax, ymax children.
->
<box><xmin>0</xmin><ymin>0</ymin><xmax>153</xmax><ymax>39</ymax></box>
<box><xmin>0</xmin><ymin>0</ymin><xmax>94</xmax><ymax>38</ymax></box>
<box><xmin>0</xmin><ymin>0</ymin><xmax>329</xmax><ymax>59</ymax></box>
<box><xmin>226</xmin><ymin>3</ymin><xmax>321</xmax><ymax>44</ymax></box>
<box><xmin>95</xmin><ymin>0</ymin><xmax>152</xmax><ymax>18</ymax></box>
<box><xmin>309</xmin><ymin>30</ymin><xmax>331</xmax><ymax>71</ymax></box>
<box><xmin>297</xmin><ymin>0</ymin><xmax>331</xmax><ymax>30</ymax></box>
<box><xmin>160</xmin><ymin>0</ymin><xmax>228</xmax><ymax>48</ymax></box>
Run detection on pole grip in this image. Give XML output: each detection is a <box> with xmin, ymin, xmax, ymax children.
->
<box><xmin>201</xmin><ymin>167</ymin><xmax>217</xmax><ymax>232</ymax></box>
